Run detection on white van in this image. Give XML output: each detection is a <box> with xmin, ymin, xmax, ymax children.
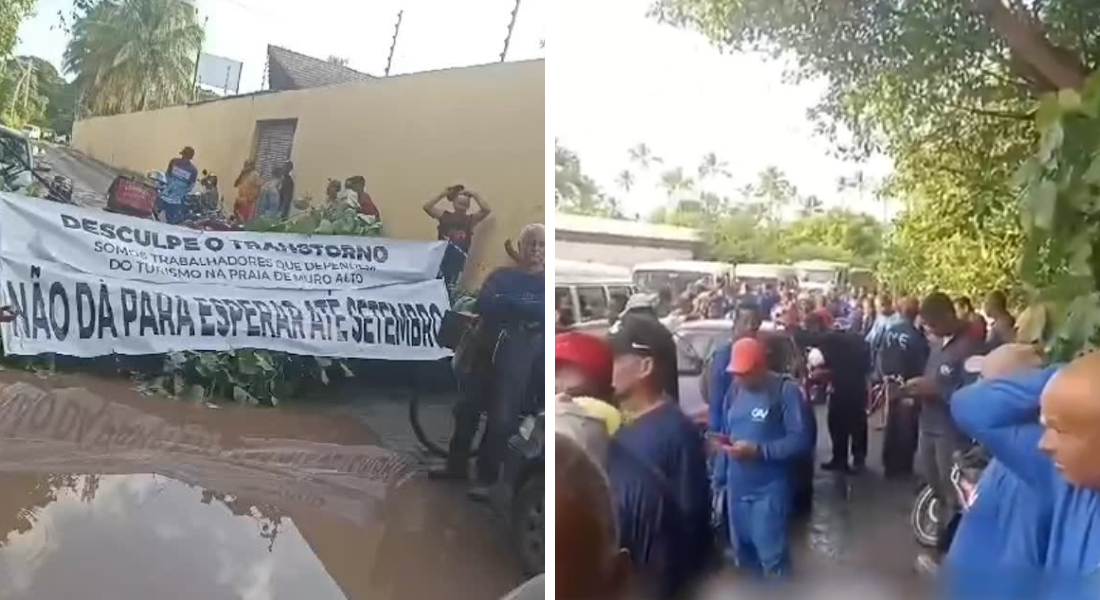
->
<box><xmin>631</xmin><ymin>260</ymin><xmax>734</xmax><ymax>297</ymax></box>
<box><xmin>555</xmin><ymin>260</ymin><xmax>634</xmax><ymax>335</ymax></box>
<box><xmin>793</xmin><ymin>260</ymin><xmax>850</xmax><ymax>294</ymax></box>
<box><xmin>734</xmin><ymin>263</ymin><xmax>796</xmax><ymax>289</ymax></box>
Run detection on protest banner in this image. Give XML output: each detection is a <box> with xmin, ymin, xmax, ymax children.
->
<box><xmin>0</xmin><ymin>257</ymin><xmax>451</xmax><ymax>360</ymax></box>
<box><xmin>0</xmin><ymin>193</ymin><xmax>446</xmax><ymax>290</ymax></box>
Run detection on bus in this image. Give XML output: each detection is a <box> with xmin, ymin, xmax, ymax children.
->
<box><xmin>793</xmin><ymin>260</ymin><xmax>850</xmax><ymax>294</ymax></box>
<box><xmin>631</xmin><ymin>260</ymin><xmax>734</xmax><ymax>297</ymax></box>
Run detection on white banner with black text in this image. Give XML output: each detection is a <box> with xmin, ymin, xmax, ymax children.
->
<box><xmin>0</xmin><ymin>257</ymin><xmax>451</xmax><ymax>360</ymax></box>
<box><xmin>0</xmin><ymin>193</ymin><xmax>446</xmax><ymax>290</ymax></box>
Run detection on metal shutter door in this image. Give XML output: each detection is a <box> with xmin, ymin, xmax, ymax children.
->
<box><xmin>254</xmin><ymin>119</ymin><xmax>297</xmax><ymax>180</ymax></box>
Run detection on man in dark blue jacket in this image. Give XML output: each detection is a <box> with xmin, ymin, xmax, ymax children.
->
<box><xmin>607</xmin><ymin>316</ymin><xmax>710</xmax><ymax>597</ymax></box>
<box><xmin>878</xmin><ymin>297</ymin><xmax>929</xmax><ymax>478</ymax></box>
<box><xmin>952</xmin><ymin>348</ymin><xmax>1100</xmax><ymax>598</ymax></box>
<box><xmin>714</xmin><ymin>337</ymin><xmax>809</xmax><ymax>578</ymax></box>
<box><xmin>906</xmin><ymin>292</ymin><xmax>982</xmax><ymax>566</ymax></box>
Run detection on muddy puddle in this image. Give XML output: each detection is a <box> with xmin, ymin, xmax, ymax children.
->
<box><xmin>0</xmin><ymin>372</ymin><xmax>523</xmax><ymax>600</ymax></box>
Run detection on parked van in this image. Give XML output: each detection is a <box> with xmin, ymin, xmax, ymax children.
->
<box><xmin>21</xmin><ymin>125</ymin><xmax>40</xmax><ymax>140</ymax></box>
<box><xmin>555</xmin><ymin>260</ymin><xmax>634</xmax><ymax>335</ymax></box>
<box><xmin>734</xmin><ymin>263</ymin><xmax>796</xmax><ymax>289</ymax></box>
<box><xmin>631</xmin><ymin>260</ymin><xmax>733</xmax><ymax>297</ymax></box>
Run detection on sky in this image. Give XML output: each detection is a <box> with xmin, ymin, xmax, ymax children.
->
<box><xmin>553</xmin><ymin>0</ymin><xmax>894</xmax><ymax>220</ymax></box>
<box><xmin>15</xmin><ymin>0</ymin><xmax>545</xmax><ymax>93</ymax></box>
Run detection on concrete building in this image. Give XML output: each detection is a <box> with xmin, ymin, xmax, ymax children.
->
<box><xmin>554</xmin><ymin>213</ymin><xmax>702</xmax><ymax>268</ymax></box>
<box><xmin>72</xmin><ymin>49</ymin><xmax>544</xmax><ymax>287</ymax></box>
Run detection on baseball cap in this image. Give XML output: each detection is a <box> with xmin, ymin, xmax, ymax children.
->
<box><xmin>607</xmin><ymin>316</ymin><xmax>667</xmax><ymax>357</ymax></box>
<box><xmin>621</xmin><ymin>293</ymin><xmax>658</xmax><ymax>314</ymax></box>
<box><xmin>555</xmin><ymin>332</ymin><xmax>613</xmax><ymax>388</ymax></box>
<box><xmin>728</xmin><ymin>337</ymin><xmax>766</xmax><ymax>374</ymax></box>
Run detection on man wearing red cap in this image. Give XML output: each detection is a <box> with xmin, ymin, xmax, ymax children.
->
<box><xmin>712</xmin><ymin>336</ymin><xmax>810</xmax><ymax>579</ymax></box>
<box><xmin>555</xmin><ymin>332</ymin><xmax>613</xmax><ymax>399</ymax></box>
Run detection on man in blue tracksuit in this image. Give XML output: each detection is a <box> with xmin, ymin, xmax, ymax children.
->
<box><xmin>713</xmin><ymin>336</ymin><xmax>810</xmax><ymax>578</ymax></box>
<box><xmin>951</xmin><ymin>349</ymin><xmax>1100</xmax><ymax>598</ymax></box>
<box><xmin>944</xmin><ymin>344</ymin><xmax>1052</xmax><ymax>599</ymax></box>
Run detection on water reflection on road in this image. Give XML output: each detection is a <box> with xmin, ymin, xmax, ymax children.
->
<box><xmin>0</xmin><ymin>372</ymin><xmax>523</xmax><ymax>600</ymax></box>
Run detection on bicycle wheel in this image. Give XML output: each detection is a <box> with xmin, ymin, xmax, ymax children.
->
<box><xmin>408</xmin><ymin>364</ymin><xmax>486</xmax><ymax>459</ymax></box>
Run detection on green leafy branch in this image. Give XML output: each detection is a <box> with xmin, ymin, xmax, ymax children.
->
<box><xmin>1016</xmin><ymin>73</ymin><xmax>1100</xmax><ymax>360</ymax></box>
<box><xmin>139</xmin><ymin>194</ymin><xmax>380</xmax><ymax>406</ymax></box>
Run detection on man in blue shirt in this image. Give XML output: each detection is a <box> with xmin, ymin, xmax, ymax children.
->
<box><xmin>865</xmin><ymin>293</ymin><xmax>902</xmax><ymax>364</ymax></box>
<box><xmin>878</xmin><ymin>297</ymin><xmax>929</xmax><ymax>478</ymax></box>
<box><xmin>952</xmin><ymin>347</ymin><xmax>1100</xmax><ymax>597</ymax></box>
<box><xmin>161</xmin><ymin>146</ymin><xmax>198</xmax><ymax>224</ymax></box>
<box><xmin>943</xmin><ymin>344</ymin><xmax>1052</xmax><ymax>599</ymax></box>
<box><xmin>607</xmin><ymin>316</ymin><xmax>710</xmax><ymax>597</ymax></box>
<box><xmin>714</xmin><ymin>337</ymin><xmax>809</xmax><ymax>578</ymax></box>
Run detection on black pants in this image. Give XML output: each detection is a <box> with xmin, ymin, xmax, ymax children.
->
<box><xmin>882</xmin><ymin>397</ymin><xmax>920</xmax><ymax>476</ymax></box>
<box><xmin>826</xmin><ymin>386</ymin><xmax>867</xmax><ymax>465</ymax></box>
<box><xmin>445</xmin><ymin>327</ymin><xmax>541</xmax><ymax>485</ymax></box>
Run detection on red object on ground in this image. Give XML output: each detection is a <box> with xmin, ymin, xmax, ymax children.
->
<box><xmin>106</xmin><ymin>176</ymin><xmax>157</xmax><ymax>218</ymax></box>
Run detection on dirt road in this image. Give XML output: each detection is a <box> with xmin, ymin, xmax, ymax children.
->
<box><xmin>0</xmin><ymin>371</ymin><xmax>523</xmax><ymax>600</ymax></box>
<box><xmin>38</xmin><ymin>144</ymin><xmax>120</xmax><ymax>208</ymax></box>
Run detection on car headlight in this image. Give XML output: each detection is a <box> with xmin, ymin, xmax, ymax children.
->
<box><xmin>519</xmin><ymin>415</ymin><xmax>537</xmax><ymax>441</ymax></box>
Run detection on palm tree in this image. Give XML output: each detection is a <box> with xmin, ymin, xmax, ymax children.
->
<box><xmin>754</xmin><ymin>165</ymin><xmax>796</xmax><ymax>220</ymax></box>
<box><xmin>837</xmin><ymin>170</ymin><xmax>870</xmax><ymax>210</ymax></box>
<box><xmin>627</xmin><ymin>143</ymin><xmax>662</xmax><ymax>171</ymax></box>
<box><xmin>797</xmin><ymin>194</ymin><xmax>824</xmax><ymax>217</ymax></box>
<box><xmin>63</xmin><ymin>0</ymin><xmax>203</xmax><ymax>116</ymax></box>
<box><xmin>616</xmin><ymin>170</ymin><xmax>635</xmax><ymax>193</ymax></box>
<box><xmin>697</xmin><ymin>151</ymin><xmax>731</xmax><ymax>181</ymax></box>
<box><xmin>659</xmin><ymin>167</ymin><xmax>694</xmax><ymax>206</ymax></box>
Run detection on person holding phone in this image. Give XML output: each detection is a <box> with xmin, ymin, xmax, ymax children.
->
<box><xmin>424</xmin><ymin>184</ymin><xmax>492</xmax><ymax>287</ymax></box>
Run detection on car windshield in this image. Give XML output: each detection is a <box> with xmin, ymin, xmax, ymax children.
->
<box><xmin>674</xmin><ymin>329</ymin><xmax>726</xmax><ymax>375</ymax></box>
<box><xmin>799</xmin><ymin>270</ymin><xmax>835</xmax><ymax>285</ymax></box>
<box><xmin>634</xmin><ymin>270</ymin><xmax>709</xmax><ymax>296</ymax></box>
<box><xmin>674</xmin><ymin>329</ymin><xmax>800</xmax><ymax>377</ymax></box>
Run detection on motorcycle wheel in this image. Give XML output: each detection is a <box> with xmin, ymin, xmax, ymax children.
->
<box><xmin>407</xmin><ymin>366</ymin><xmax>485</xmax><ymax>459</ymax></box>
<box><xmin>513</xmin><ymin>472</ymin><xmax>545</xmax><ymax>576</ymax></box>
<box><xmin>911</xmin><ymin>483</ymin><xmax>940</xmax><ymax>548</ymax></box>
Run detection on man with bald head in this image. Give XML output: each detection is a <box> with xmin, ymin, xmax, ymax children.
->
<box><xmin>556</xmin><ymin>432</ymin><xmax>631</xmax><ymax>600</ymax></box>
<box><xmin>952</xmin><ymin>346</ymin><xmax>1100</xmax><ymax>593</ymax></box>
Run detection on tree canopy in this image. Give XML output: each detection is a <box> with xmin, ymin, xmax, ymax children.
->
<box><xmin>650</xmin><ymin>0</ymin><xmax>1098</xmax><ymax>299</ymax></box>
<box><xmin>64</xmin><ymin>0</ymin><xmax>203</xmax><ymax>116</ymax></box>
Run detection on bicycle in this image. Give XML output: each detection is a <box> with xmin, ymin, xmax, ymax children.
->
<box><xmin>408</xmin><ymin>309</ymin><xmax>487</xmax><ymax>458</ymax></box>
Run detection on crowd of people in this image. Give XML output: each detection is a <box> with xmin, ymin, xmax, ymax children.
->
<box><xmin>554</xmin><ymin>274</ymin><xmax>1100</xmax><ymax>599</ymax></box>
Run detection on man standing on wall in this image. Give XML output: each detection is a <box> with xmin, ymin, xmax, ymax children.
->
<box><xmin>424</xmin><ymin>185</ymin><xmax>493</xmax><ymax>288</ymax></box>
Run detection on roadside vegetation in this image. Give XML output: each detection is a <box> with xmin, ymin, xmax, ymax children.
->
<box><xmin>559</xmin><ymin>1</ymin><xmax>1100</xmax><ymax>358</ymax></box>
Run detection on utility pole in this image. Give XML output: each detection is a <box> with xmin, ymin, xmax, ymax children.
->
<box><xmin>385</xmin><ymin>10</ymin><xmax>404</xmax><ymax>76</ymax></box>
<box><xmin>500</xmin><ymin>0</ymin><xmax>521</xmax><ymax>62</ymax></box>
<box><xmin>191</xmin><ymin>15</ymin><xmax>209</xmax><ymax>101</ymax></box>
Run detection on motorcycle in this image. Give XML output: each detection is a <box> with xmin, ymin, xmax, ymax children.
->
<box><xmin>805</xmin><ymin>347</ymin><xmax>832</xmax><ymax>405</ymax></box>
<box><xmin>911</xmin><ymin>443</ymin><xmax>988</xmax><ymax>548</ymax></box>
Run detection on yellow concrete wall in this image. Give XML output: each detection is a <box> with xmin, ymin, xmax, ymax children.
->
<box><xmin>73</xmin><ymin>59</ymin><xmax>545</xmax><ymax>288</ymax></box>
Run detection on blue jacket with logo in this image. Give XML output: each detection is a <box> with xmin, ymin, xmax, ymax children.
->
<box><xmin>718</xmin><ymin>375</ymin><xmax>809</xmax><ymax>495</ymax></box>
<box><xmin>952</xmin><ymin>367</ymin><xmax>1100</xmax><ymax>597</ymax></box>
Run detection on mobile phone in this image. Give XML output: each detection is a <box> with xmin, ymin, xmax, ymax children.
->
<box><xmin>705</xmin><ymin>432</ymin><xmax>731</xmax><ymax>446</ymax></box>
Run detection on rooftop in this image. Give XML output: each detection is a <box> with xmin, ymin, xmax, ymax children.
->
<box><xmin>555</xmin><ymin>213</ymin><xmax>701</xmax><ymax>243</ymax></box>
<box><xmin>266</xmin><ymin>45</ymin><xmax>375</xmax><ymax>91</ymax></box>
